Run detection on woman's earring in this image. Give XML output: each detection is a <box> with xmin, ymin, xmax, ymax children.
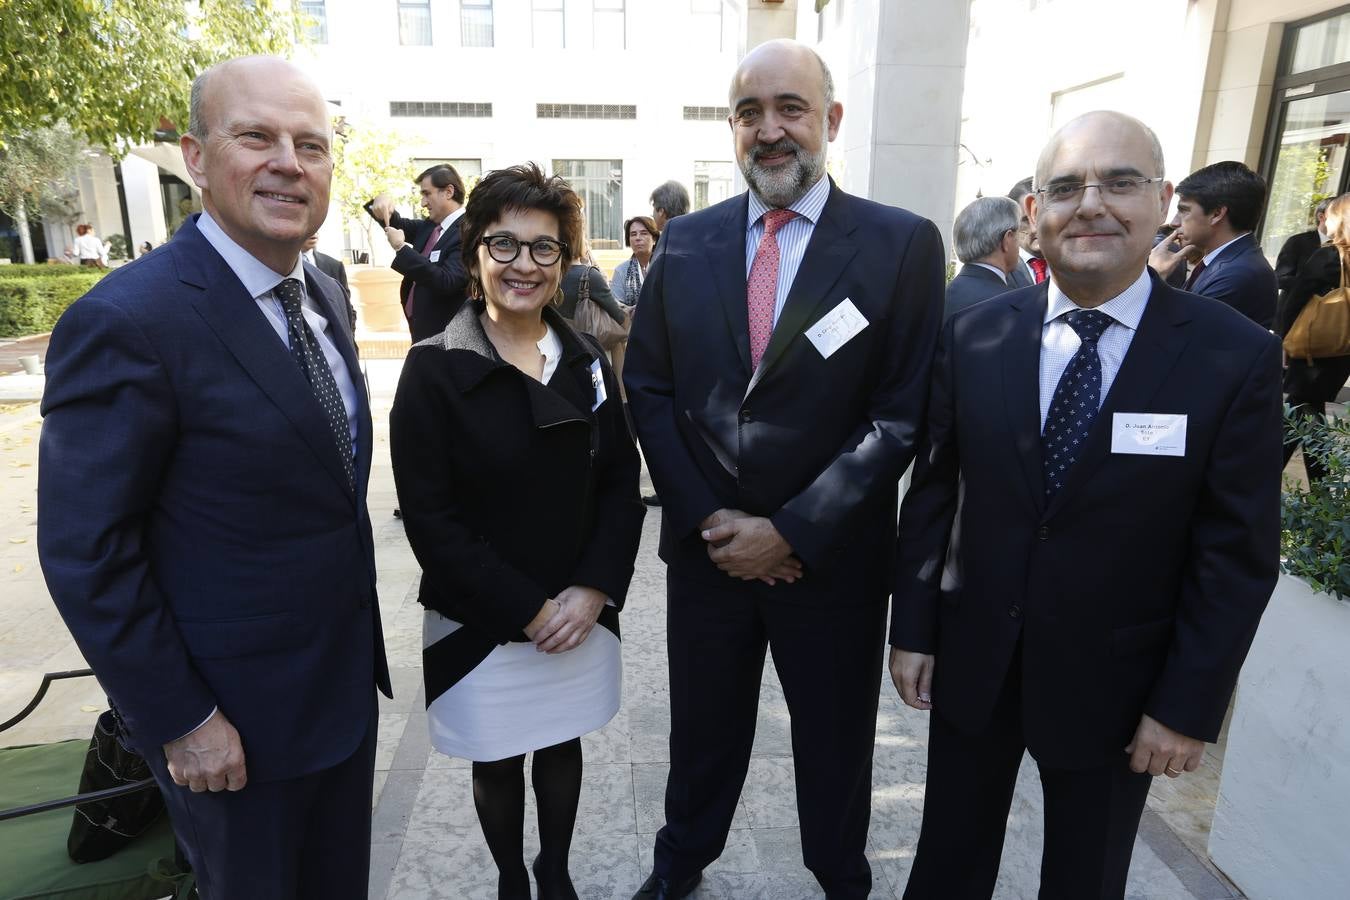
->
<box><xmin>552</xmin><ymin>287</ymin><xmax>565</xmax><ymax>308</ymax></box>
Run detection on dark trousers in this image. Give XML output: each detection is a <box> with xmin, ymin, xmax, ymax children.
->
<box><xmin>143</xmin><ymin>699</ymin><xmax>378</xmax><ymax>900</ymax></box>
<box><xmin>1283</xmin><ymin>356</ymin><xmax>1350</xmax><ymax>482</ymax></box>
<box><xmin>902</xmin><ymin>657</ymin><xmax>1153</xmax><ymax>900</ymax></box>
<box><xmin>653</xmin><ymin>571</ymin><xmax>886</xmax><ymax>899</ymax></box>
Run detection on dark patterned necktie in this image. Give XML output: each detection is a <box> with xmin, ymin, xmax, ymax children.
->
<box><xmin>275</xmin><ymin>278</ymin><xmax>354</xmax><ymax>490</ymax></box>
<box><xmin>1041</xmin><ymin>309</ymin><xmax>1113</xmax><ymax>498</ymax></box>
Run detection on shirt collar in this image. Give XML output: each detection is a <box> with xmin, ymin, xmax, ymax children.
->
<box><xmin>197</xmin><ymin>211</ymin><xmax>304</xmax><ymax>299</ymax></box>
<box><xmin>441</xmin><ymin>206</ymin><xmax>466</xmax><ymax>231</ymax></box>
<box><xmin>971</xmin><ymin>262</ymin><xmax>1008</xmax><ymax>284</ymax></box>
<box><xmin>1044</xmin><ymin>267</ymin><xmax>1151</xmax><ymax>331</ymax></box>
<box><xmin>1201</xmin><ymin>232</ymin><xmax>1249</xmax><ymax>267</ymax></box>
<box><xmin>746</xmin><ymin>174</ymin><xmax>830</xmax><ymax>232</ymax></box>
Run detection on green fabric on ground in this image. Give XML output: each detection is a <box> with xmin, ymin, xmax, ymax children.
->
<box><xmin>0</xmin><ymin>739</ymin><xmax>181</xmax><ymax>900</ymax></box>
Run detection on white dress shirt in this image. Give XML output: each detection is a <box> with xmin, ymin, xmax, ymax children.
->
<box><xmin>745</xmin><ymin>175</ymin><xmax>831</xmax><ymax>325</ymax></box>
<box><xmin>972</xmin><ymin>262</ymin><xmax>1009</xmax><ymax>284</ymax></box>
<box><xmin>1039</xmin><ymin>268</ymin><xmax>1151</xmax><ymax>430</ymax></box>
<box><xmin>197</xmin><ymin>211</ymin><xmax>359</xmax><ymax>446</ymax></box>
<box><xmin>1200</xmin><ymin>233</ymin><xmax>1249</xmax><ymax>267</ymax></box>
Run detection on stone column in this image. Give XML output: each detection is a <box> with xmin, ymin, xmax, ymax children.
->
<box><xmin>120</xmin><ymin>154</ymin><xmax>170</xmax><ymax>253</ymax></box>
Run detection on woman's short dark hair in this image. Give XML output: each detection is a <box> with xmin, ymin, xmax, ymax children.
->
<box><xmin>460</xmin><ymin>163</ymin><xmax>585</xmax><ymax>284</ymax></box>
<box><xmin>623</xmin><ymin>216</ymin><xmax>660</xmax><ymax>248</ymax></box>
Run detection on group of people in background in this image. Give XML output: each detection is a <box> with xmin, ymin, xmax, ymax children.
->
<box><xmin>32</xmin><ymin>37</ymin><xmax>1320</xmax><ymax>900</ymax></box>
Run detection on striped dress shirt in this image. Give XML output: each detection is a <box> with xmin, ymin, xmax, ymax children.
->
<box><xmin>744</xmin><ymin>175</ymin><xmax>832</xmax><ymax>324</ymax></box>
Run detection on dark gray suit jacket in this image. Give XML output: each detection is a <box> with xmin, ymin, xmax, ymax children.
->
<box><xmin>945</xmin><ymin>263</ymin><xmax>1012</xmax><ymax>319</ymax></box>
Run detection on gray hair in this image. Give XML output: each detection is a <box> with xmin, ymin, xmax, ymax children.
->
<box><xmin>188</xmin><ymin>67</ymin><xmax>212</xmax><ymax>139</ymax></box>
<box><xmin>1034</xmin><ymin>111</ymin><xmax>1165</xmax><ymax>189</ymax></box>
<box><xmin>650</xmin><ymin>180</ymin><xmax>690</xmax><ymax>219</ymax></box>
<box><xmin>953</xmin><ymin>196</ymin><xmax>1021</xmax><ymax>263</ymax></box>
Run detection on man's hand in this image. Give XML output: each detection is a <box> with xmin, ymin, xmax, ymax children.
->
<box><xmin>889</xmin><ymin>647</ymin><xmax>934</xmax><ymax>710</ymax></box>
<box><xmin>368</xmin><ymin>194</ymin><xmax>395</xmax><ymax>227</ymax></box>
<box><xmin>1125</xmin><ymin>713</ymin><xmax>1204</xmax><ymax>777</ymax></box>
<box><xmin>163</xmin><ymin>709</ymin><xmax>247</xmax><ymax>793</ymax></box>
<box><xmin>1148</xmin><ymin>237</ymin><xmax>1200</xmax><ymax>279</ymax></box>
<box><xmin>702</xmin><ymin>513</ymin><xmax>800</xmax><ymax>583</ymax></box>
<box><xmin>384</xmin><ymin>225</ymin><xmax>406</xmax><ymax>251</ymax></box>
<box><xmin>532</xmin><ymin>586</ymin><xmax>608</xmax><ymax>654</ymax></box>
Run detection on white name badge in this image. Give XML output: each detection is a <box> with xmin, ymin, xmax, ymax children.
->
<box><xmin>806</xmin><ymin>298</ymin><xmax>868</xmax><ymax>359</ymax></box>
<box><xmin>428</xmin><ymin>250</ymin><xmax>442</xmax><ymax>262</ymax></box>
<box><xmin>1111</xmin><ymin>413</ymin><xmax>1187</xmax><ymax>457</ymax></box>
<box><xmin>590</xmin><ymin>359</ymin><xmax>607</xmax><ymax>411</ymax></box>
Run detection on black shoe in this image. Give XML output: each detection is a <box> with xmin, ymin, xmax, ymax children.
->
<box><xmin>631</xmin><ymin>871</ymin><xmax>702</xmax><ymax>899</ymax></box>
<box><xmin>532</xmin><ymin>855</ymin><xmax>579</xmax><ymax>900</ymax></box>
<box><xmin>641</xmin><ymin>493</ymin><xmax>662</xmax><ymax>507</ymax></box>
<box><xmin>393</xmin><ymin>507</ymin><xmax>402</xmax><ymax>519</ymax></box>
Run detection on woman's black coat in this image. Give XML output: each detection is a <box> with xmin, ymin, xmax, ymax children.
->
<box><xmin>1279</xmin><ymin>245</ymin><xmax>1350</xmax><ymax>404</ymax></box>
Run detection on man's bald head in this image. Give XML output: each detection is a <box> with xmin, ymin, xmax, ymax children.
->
<box><xmin>729</xmin><ymin>39</ymin><xmax>834</xmax><ymax>112</ymax></box>
<box><xmin>188</xmin><ymin>56</ymin><xmax>326</xmax><ymax>141</ymax></box>
<box><xmin>1035</xmin><ymin>111</ymin><xmax>1164</xmax><ymax>190</ymax></box>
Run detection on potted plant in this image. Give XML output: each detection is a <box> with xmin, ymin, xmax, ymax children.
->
<box><xmin>1208</xmin><ymin>409</ymin><xmax>1349</xmax><ymax>900</ymax></box>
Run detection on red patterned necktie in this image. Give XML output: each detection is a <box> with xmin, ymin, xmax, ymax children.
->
<box><xmin>1029</xmin><ymin>256</ymin><xmax>1049</xmax><ymax>284</ymax></box>
<box><xmin>747</xmin><ymin>209</ymin><xmax>797</xmax><ymax>369</ymax></box>
<box><xmin>405</xmin><ymin>223</ymin><xmax>443</xmax><ymax>318</ymax></box>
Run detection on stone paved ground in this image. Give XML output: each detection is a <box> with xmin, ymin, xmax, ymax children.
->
<box><xmin>0</xmin><ymin>359</ymin><xmax>1243</xmax><ymax>899</ymax></box>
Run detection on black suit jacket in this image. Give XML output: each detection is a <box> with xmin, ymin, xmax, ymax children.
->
<box><xmin>1188</xmin><ymin>233</ymin><xmax>1278</xmax><ymax>329</ymax></box>
<box><xmin>1274</xmin><ymin>229</ymin><xmax>1321</xmax><ymax>293</ymax></box>
<box><xmin>312</xmin><ymin>249</ymin><xmax>355</xmax><ymax>332</ymax></box>
<box><xmin>624</xmin><ymin>181</ymin><xmax>945</xmax><ymax>605</ymax></box>
<box><xmin>363</xmin><ymin>202</ymin><xmax>469</xmax><ymax>340</ymax></box>
<box><xmin>891</xmin><ymin>272</ymin><xmax>1282</xmax><ymax>769</ymax></box>
<box><xmin>38</xmin><ymin>215</ymin><xmax>391</xmax><ymax>782</ymax></box>
<box><xmin>945</xmin><ymin>263</ymin><xmax>1012</xmax><ymax>319</ymax></box>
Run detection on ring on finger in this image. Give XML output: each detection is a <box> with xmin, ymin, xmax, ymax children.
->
<box><xmin>1165</xmin><ymin>765</ymin><xmax>1182</xmax><ymax>776</ymax></box>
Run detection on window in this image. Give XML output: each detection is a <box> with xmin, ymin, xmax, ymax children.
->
<box><xmin>399</xmin><ymin>0</ymin><xmax>432</xmax><ymax>46</ymax></box>
<box><xmin>593</xmin><ymin>0</ymin><xmax>625</xmax><ymax>50</ymax></box>
<box><xmin>683</xmin><ymin>105</ymin><xmax>729</xmax><ymax>121</ymax></box>
<box><xmin>299</xmin><ymin>0</ymin><xmax>327</xmax><ymax>43</ymax></box>
<box><xmin>694</xmin><ymin>161</ymin><xmax>734</xmax><ymax>210</ymax></box>
<box><xmin>1288</xmin><ymin>9</ymin><xmax>1350</xmax><ymax>76</ymax></box>
<box><xmin>533</xmin><ymin>0</ymin><xmax>565</xmax><ymax>49</ymax></box>
<box><xmin>554</xmin><ymin>159</ymin><xmax>624</xmax><ymax>245</ymax></box>
<box><xmin>690</xmin><ymin>0</ymin><xmax>731</xmax><ymax>53</ymax></box>
<box><xmin>461</xmin><ymin>0</ymin><xmax>493</xmax><ymax>47</ymax></box>
<box><xmin>391</xmin><ymin>101</ymin><xmax>492</xmax><ymax>118</ymax></box>
<box><xmin>537</xmin><ymin>103</ymin><xmax>636</xmax><ymax>120</ymax></box>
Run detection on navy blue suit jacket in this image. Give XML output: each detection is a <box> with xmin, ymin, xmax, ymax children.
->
<box><xmin>945</xmin><ymin>263</ymin><xmax>1012</xmax><ymax>319</ymax></box>
<box><xmin>891</xmin><ymin>273</ymin><xmax>1282</xmax><ymax>768</ymax></box>
<box><xmin>624</xmin><ymin>182</ymin><xmax>945</xmax><ymax>605</ymax></box>
<box><xmin>1188</xmin><ymin>233</ymin><xmax>1278</xmax><ymax>329</ymax></box>
<box><xmin>364</xmin><ymin>202</ymin><xmax>468</xmax><ymax>340</ymax></box>
<box><xmin>38</xmin><ymin>215</ymin><xmax>391</xmax><ymax>783</ymax></box>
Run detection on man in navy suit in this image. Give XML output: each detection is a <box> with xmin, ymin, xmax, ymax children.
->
<box><xmin>38</xmin><ymin>56</ymin><xmax>390</xmax><ymax>899</ymax></box>
<box><xmin>365</xmin><ymin>163</ymin><xmax>469</xmax><ymax>341</ymax></box>
<box><xmin>1148</xmin><ymin>160</ymin><xmax>1278</xmax><ymax>328</ymax></box>
<box><xmin>946</xmin><ymin>196</ymin><xmax>1022</xmax><ymax>318</ymax></box>
<box><xmin>625</xmin><ymin>39</ymin><xmax>944</xmax><ymax>900</ymax></box>
<box><xmin>891</xmin><ymin>112</ymin><xmax>1281</xmax><ymax>898</ymax></box>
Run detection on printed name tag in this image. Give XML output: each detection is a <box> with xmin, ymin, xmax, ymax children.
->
<box><xmin>590</xmin><ymin>359</ymin><xmax>607</xmax><ymax>411</ymax></box>
<box><xmin>1111</xmin><ymin>413</ymin><xmax>1187</xmax><ymax>457</ymax></box>
<box><xmin>805</xmin><ymin>298</ymin><xmax>868</xmax><ymax>359</ymax></box>
<box><xmin>428</xmin><ymin>250</ymin><xmax>441</xmax><ymax>262</ymax></box>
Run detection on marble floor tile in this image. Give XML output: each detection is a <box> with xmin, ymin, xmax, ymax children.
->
<box><xmin>741</xmin><ymin>756</ymin><xmax>799</xmax><ymax>828</ymax></box>
<box><xmin>376</xmin><ymin>712</ymin><xmax>410</xmax><ymax>772</ymax></box>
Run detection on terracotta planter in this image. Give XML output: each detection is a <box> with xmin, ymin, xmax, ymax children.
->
<box><xmin>1208</xmin><ymin>573</ymin><xmax>1350</xmax><ymax>899</ymax></box>
<box><xmin>348</xmin><ymin>265</ymin><xmax>407</xmax><ymax>335</ymax></box>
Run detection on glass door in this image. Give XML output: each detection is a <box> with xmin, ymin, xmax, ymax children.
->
<box><xmin>1262</xmin><ymin>88</ymin><xmax>1350</xmax><ymax>261</ymax></box>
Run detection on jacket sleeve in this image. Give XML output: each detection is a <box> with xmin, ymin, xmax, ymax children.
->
<box><xmin>37</xmin><ymin>296</ymin><xmax>218</xmax><ymax>748</ymax></box>
<box><xmin>363</xmin><ymin>200</ymin><xmax>420</xmax><ymax>237</ymax></box>
<box><xmin>1279</xmin><ymin>249</ymin><xmax>1340</xmax><ymax>336</ymax></box>
<box><xmin>623</xmin><ymin>226</ymin><xmax>725</xmax><ymax>538</ymax></box>
<box><xmin>611</xmin><ymin>260</ymin><xmax>631</xmax><ymax>305</ymax></box>
<box><xmin>569</xmin><ymin>346</ymin><xmax>646</xmax><ymax>606</ymax></box>
<box><xmin>1196</xmin><ymin>261</ymin><xmax>1276</xmax><ymax>329</ymax></box>
<box><xmin>391</xmin><ymin>226</ymin><xmax>470</xmax><ymax>302</ymax></box>
<box><xmin>390</xmin><ymin>350</ymin><xmax>552</xmax><ymax>642</ymax></box>
<box><xmin>1273</xmin><ymin>233</ymin><xmax>1308</xmax><ymax>292</ymax></box>
<box><xmin>769</xmin><ymin>218</ymin><xmax>947</xmax><ymax>570</ymax></box>
<box><xmin>584</xmin><ymin>267</ymin><xmax>626</xmax><ymax>323</ymax></box>
<box><xmin>889</xmin><ymin>312</ymin><xmax>961</xmax><ymax>653</ymax></box>
<box><xmin>1144</xmin><ymin>334</ymin><xmax>1283</xmax><ymax>742</ymax></box>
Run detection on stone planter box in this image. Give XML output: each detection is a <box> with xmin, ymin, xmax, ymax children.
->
<box><xmin>348</xmin><ymin>265</ymin><xmax>407</xmax><ymax>335</ymax></box>
<box><xmin>1208</xmin><ymin>573</ymin><xmax>1350</xmax><ymax>899</ymax></box>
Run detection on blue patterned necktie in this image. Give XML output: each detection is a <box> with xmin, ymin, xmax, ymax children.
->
<box><xmin>275</xmin><ymin>278</ymin><xmax>354</xmax><ymax>490</ymax></box>
<box><xmin>1041</xmin><ymin>308</ymin><xmax>1114</xmax><ymax>498</ymax></box>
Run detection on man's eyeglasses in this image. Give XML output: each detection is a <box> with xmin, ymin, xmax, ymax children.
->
<box><xmin>1036</xmin><ymin>177</ymin><xmax>1164</xmax><ymax>206</ymax></box>
<box><xmin>480</xmin><ymin>235</ymin><xmax>567</xmax><ymax>266</ymax></box>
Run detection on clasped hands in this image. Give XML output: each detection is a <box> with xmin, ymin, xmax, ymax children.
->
<box><xmin>888</xmin><ymin>648</ymin><xmax>1204</xmax><ymax>779</ymax></box>
<box><xmin>524</xmin><ymin>585</ymin><xmax>608</xmax><ymax>654</ymax></box>
<box><xmin>700</xmin><ymin>508</ymin><xmax>802</xmax><ymax>585</ymax></box>
<box><xmin>368</xmin><ymin>193</ymin><xmax>407</xmax><ymax>251</ymax></box>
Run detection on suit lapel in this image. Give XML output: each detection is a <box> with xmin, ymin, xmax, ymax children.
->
<box><xmin>1002</xmin><ymin>284</ymin><xmax>1050</xmax><ymax>514</ymax></box>
<box><xmin>173</xmin><ymin>221</ymin><xmax>357</xmax><ymax>504</ymax></box>
<box><xmin>1043</xmin><ymin>275</ymin><xmax>1191</xmax><ymax>519</ymax></box>
<box><xmin>706</xmin><ymin>195</ymin><xmax>754</xmax><ymax>377</ymax></box>
<box><xmin>745</xmin><ymin>185</ymin><xmax>859</xmax><ymax>397</ymax></box>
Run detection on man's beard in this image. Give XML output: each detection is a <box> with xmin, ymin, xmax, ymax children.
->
<box><xmin>740</xmin><ymin>137</ymin><xmax>827</xmax><ymax>208</ymax></box>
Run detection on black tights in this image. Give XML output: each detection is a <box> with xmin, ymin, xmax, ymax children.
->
<box><xmin>472</xmin><ymin>738</ymin><xmax>583</xmax><ymax>900</ymax></box>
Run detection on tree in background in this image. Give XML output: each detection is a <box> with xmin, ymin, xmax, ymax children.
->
<box><xmin>330</xmin><ymin>117</ymin><xmax>420</xmax><ymax>262</ymax></box>
<box><xmin>0</xmin><ymin>124</ymin><xmax>88</xmax><ymax>264</ymax></box>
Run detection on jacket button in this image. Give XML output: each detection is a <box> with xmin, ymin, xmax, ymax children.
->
<box><xmin>1037</xmin><ymin>526</ymin><xmax>1050</xmax><ymax>541</ymax></box>
<box><xmin>740</xmin><ymin>409</ymin><xmax>752</xmax><ymax>423</ymax></box>
<box><xmin>1008</xmin><ymin>604</ymin><xmax>1022</xmax><ymax>619</ymax></box>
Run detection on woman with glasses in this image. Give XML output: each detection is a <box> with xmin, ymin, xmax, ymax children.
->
<box><xmin>390</xmin><ymin>162</ymin><xmax>645</xmax><ymax>900</ymax></box>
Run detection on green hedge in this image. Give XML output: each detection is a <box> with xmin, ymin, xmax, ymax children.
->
<box><xmin>0</xmin><ymin>270</ymin><xmax>105</xmax><ymax>337</ymax></box>
<box><xmin>0</xmin><ymin>263</ymin><xmax>107</xmax><ymax>279</ymax></box>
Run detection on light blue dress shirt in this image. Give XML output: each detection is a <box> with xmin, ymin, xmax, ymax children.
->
<box><xmin>744</xmin><ymin>175</ymin><xmax>831</xmax><ymax>325</ymax></box>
